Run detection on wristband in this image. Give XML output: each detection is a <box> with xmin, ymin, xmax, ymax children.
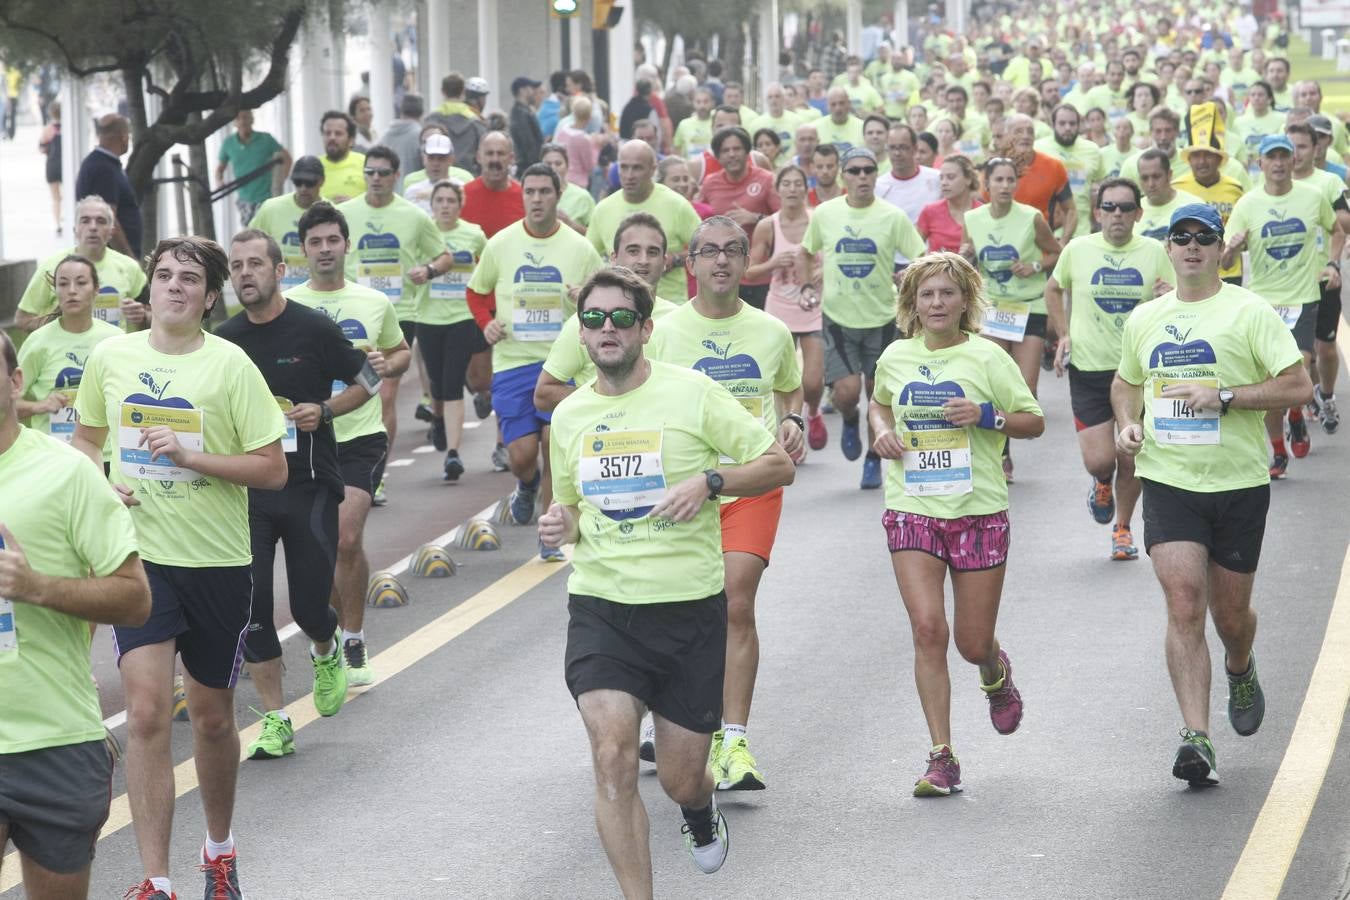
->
<box><xmin>1329</xmin><ymin>260</ymin><xmax>1341</xmax><ymax>271</ymax></box>
<box><xmin>978</xmin><ymin>401</ymin><xmax>998</xmax><ymax>430</ymax></box>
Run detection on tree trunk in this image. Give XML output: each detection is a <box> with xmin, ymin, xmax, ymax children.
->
<box><xmin>186</xmin><ymin>113</ymin><xmax>215</xmax><ymax>240</ymax></box>
<box><xmin>123</xmin><ymin>65</ymin><xmax>159</xmax><ymax>250</ymax></box>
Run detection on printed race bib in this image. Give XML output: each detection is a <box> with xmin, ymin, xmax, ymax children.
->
<box><xmin>430</xmin><ymin>268</ymin><xmax>470</xmax><ymax>302</ymax></box>
<box><xmin>276</xmin><ymin>397</ymin><xmax>297</xmax><ymax>452</ymax></box>
<box><xmin>1273</xmin><ymin>304</ymin><xmax>1301</xmax><ymax>330</ymax></box>
<box><xmin>578</xmin><ymin>429</ymin><xmax>667</xmax><ymax>516</ymax></box>
<box><xmin>357</xmin><ymin>250</ymin><xmax>402</xmax><ymax>302</ymax></box>
<box><xmin>901</xmin><ymin>427</ymin><xmax>973</xmax><ymax>496</ymax></box>
<box><xmin>980</xmin><ymin>300</ymin><xmax>1030</xmax><ymax>342</ymax></box>
<box><xmin>1151</xmin><ymin>376</ymin><xmax>1220</xmax><ymax>445</ymax></box>
<box><xmin>49</xmin><ymin>390</ymin><xmax>78</xmax><ymax>443</ymax></box>
<box><xmin>118</xmin><ymin>402</ymin><xmax>206</xmax><ymax>482</ymax></box>
<box><xmin>94</xmin><ymin>291</ymin><xmax>122</xmax><ymax>325</ymax></box>
<box><xmin>0</xmin><ymin>533</ymin><xmax>13</xmax><ymax>653</ymax></box>
<box><xmin>281</xmin><ymin>258</ymin><xmax>310</xmax><ymax>291</ymax></box>
<box><xmin>511</xmin><ymin>289</ymin><xmax>565</xmax><ymax>342</ymax></box>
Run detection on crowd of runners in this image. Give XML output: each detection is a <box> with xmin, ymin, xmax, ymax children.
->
<box><xmin>1</xmin><ymin>2</ymin><xmax>1347</xmax><ymax>897</ymax></box>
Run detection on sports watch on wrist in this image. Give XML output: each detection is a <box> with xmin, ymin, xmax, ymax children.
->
<box><xmin>993</xmin><ymin>411</ymin><xmax>1007</xmax><ymax>431</ymax></box>
<box><xmin>704</xmin><ymin>469</ymin><xmax>724</xmax><ymax>500</ymax></box>
<box><xmin>1218</xmin><ymin>388</ymin><xmax>1235</xmax><ymax>416</ymax></box>
<box><xmin>320</xmin><ymin>401</ymin><xmax>335</xmax><ymax>424</ymax></box>
<box><xmin>784</xmin><ymin>413</ymin><xmax>806</xmax><ymax>431</ymax></box>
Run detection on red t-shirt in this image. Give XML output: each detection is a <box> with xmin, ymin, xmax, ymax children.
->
<box><xmin>698</xmin><ymin>167</ymin><xmax>780</xmax><ymax>227</ymax></box>
<box><xmin>461</xmin><ymin>178</ymin><xmax>524</xmax><ymax>238</ymax></box>
<box><xmin>916</xmin><ymin>198</ymin><xmax>984</xmax><ymax>252</ymax></box>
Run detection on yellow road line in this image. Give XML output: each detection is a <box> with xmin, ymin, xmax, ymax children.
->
<box><xmin>1220</xmin><ymin>321</ymin><xmax>1350</xmax><ymax>899</ymax></box>
<box><xmin>0</xmin><ymin>554</ymin><xmax>569</xmax><ymax>893</ymax></box>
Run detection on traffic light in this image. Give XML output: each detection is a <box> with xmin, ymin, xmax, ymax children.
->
<box><xmin>550</xmin><ymin>0</ymin><xmax>579</xmax><ymax>17</ymax></box>
<box><xmin>592</xmin><ymin>0</ymin><xmax>623</xmax><ymax>29</ymax></box>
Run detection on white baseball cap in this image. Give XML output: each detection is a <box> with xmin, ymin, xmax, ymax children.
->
<box><xmin>466</xmin><ymin>76</ymin><xmax>490</xmax><ymax>96</ymax></box>
<box><xmin>424</xmin><ymin>134</ymin><xmax>454</xmax><ymax>156</ymax></box>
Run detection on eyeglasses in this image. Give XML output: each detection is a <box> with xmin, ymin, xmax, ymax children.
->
<box><xmin>843</xmin><ymin>165</ymin><xmax>878</xmax><ymax>176</ymax></box>
<box><xmin>1168</xmin><ymin>230</ymin><xmax>1221</xmax><ymax>246</ymax></box>
<box><xmin>694</xmin><ymin>244</ymin><xmax>747</xmax><ymax>260</ymax></box>
<box><xmin>363</xmin><ymin>168</ymin><xmax>395</xmax><ymax>178</ymax></box>
<box><xmin>292</xmin><ymin>179</ymin><xmax>319</xmax><ymax>189</ymax></box>
<box><xmin>579</xmin><ymin>308</ymin><xmax>643</xmax><ymax>329</ymax></box>
<box><xmin>1099</xmin><ymin>201</ymin><xmax>1139</xmax><ymax>213</ymax></box>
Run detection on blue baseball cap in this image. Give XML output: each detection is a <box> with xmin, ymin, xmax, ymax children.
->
<box><xmin>1169</xmin><ymin>203</ymin><xmax>1224</xmax><ymax>235</ymax></box>
<box><xmin>1258</xmin><ymin>134</ymin><xmax>1294</xmax><ymax>157</ymax></box>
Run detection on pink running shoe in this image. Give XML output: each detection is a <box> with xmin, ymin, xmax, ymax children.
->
<box><xmin>807</xmin><ymin>411</ymin><xmax>828</xmax><ymax>451</ymax></box>
<box><xmin>913</xmin><ymin>745</ymin><xmax>962</xmax><ymax>797</ymax></box>
<box><xmin>981</xmin><ymin>649</ymin><xmax>1023</xmax><ymax>735</ymax></box>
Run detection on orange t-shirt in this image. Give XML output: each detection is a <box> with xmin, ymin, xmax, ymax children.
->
<box><xmin>1012</xmin><ymin>152</ymin><xmax>1069</xmax><ymax>224</ymax></box>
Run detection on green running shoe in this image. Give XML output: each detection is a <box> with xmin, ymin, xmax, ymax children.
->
<box><xmin>707</xmin><ymin>730</ymin><xmax>725</xmax><ymax>785</ymax></box>
<box><xmin>1227</xmin><ymin>654</ymin><xmax>1265</xmax><ymax>737</ymax></box>
<box><xmin>1172</xmin><ymin>728</ymin><xmax>1219</xmax><ymax>787</ymax></box>
<box><xmin>312</xmin><ymin>635</ymin><xmax>348</xmax><ymax>717</ymax></box>
<box><xmin>344</xmin><ymin>637</ymin><xmax>375</xmax><ymax>686</ymax></box>
<box><xmin>247</xmin><ymin>710</ymin><xmax>294</xmax><ymax>760</ymax></box>
<box><xmin>718</xmin><ymin>736</ymin><xmax>766</xmax><ymax>791</ymax></box>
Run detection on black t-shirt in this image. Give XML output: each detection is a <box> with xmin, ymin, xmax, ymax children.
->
<box><xmin>74</xmin><ymin>148</ymin><xmax>143</xmax><ymax>255</ymax></box>
<box><xmin>216</xmin><ymin>300</ymin><xmax>367</xmax><ymax>496</ymax></box>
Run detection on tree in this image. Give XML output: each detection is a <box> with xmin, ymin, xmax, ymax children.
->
<box><xmin>0</xmin><ymin>0</ymin><xmax>316</xmax><ymax>244</ymax></box>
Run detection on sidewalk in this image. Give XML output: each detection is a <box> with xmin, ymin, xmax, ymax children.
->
<box><xmin>0</xmin><ymin>119</ymin><xmax>71</xmax><ymax>265</ymax></box>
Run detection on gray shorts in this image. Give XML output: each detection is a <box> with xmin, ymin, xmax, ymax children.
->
<box><xmin>0</xmin><ymin>739</ymin><xmax>113</xmax><ymax>874</ymax></box>
<box><xmin>823</xmin><ymin>315</ymin><xmax>898</xmax><ymax>384</ymax></box>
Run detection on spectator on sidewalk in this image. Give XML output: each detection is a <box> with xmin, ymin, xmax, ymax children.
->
<box><xmin>350</xmin><ymin>95</ymin><xmax>378</xmax><ymax>152</ymax></box>
<box><xmin>510</xmin><ymin>76</ymin><xmax>545</xmax><ymax>169</ymax></box>
<box><xmin>74</xmin><ymin>113</ymin><xmax>141</xmax><ymax>257</ymax></box>
<box><xmin>381</xmin><ymin>93</ymin><xmax>426</xmax><ymax>184</ymax></box>
<box><xmin>39</xmin><ymin>99</ymin><xmax>61</xmax><ymax>236</ymax></box>
<box><xmin>537</xmin><ymin>70</ymin><xmax>568</xmax><ymax>139</ymax></box>
<box><xmin>214</xmin><ymin>109</ymin><xmax>290</xmax><ymax>225</ymax></box>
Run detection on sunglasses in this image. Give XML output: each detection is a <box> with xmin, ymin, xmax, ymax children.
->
<box><xmin>1099</xmin><ymin>201</ymin><xmax>1139</xmax><ymax>213</ymax></box>
<box><xmin>843</xmin><ymin>165</ymin><xmax>878</xmax><ymax>176</ymax></box>
<box><xmin>292</xmin><ymin>178</ymin><xmax>319</xmax><ymax>189</ymax></box>
<box><xmin>363</xmin><ymin>168</ymin><xmax>395</xmax><ymax>178</ymax></box>
<box><xmin>580</xmin><ymin>308</ymin><xmax>643</xmax><ymax>330</ymax></box>
<box><xmin>1168</xmin><ymin>231</ymin><xmax>1221</xmax><ymax>246</ymax></box>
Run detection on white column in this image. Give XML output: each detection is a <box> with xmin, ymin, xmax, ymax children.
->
<box><xmin>608</xmin><ymin>3</ymin><xmax>636</xmax><ymax>112</ymax></box>
<box><xmin>273</xmin><ymin>78</ymin><xmax>294</xmax><ymax>164</ymax></box>
<box><xmin>846</xmin><ymin>0</ymin><xmax>863</xmax><ymax>55</ymax></box>
<box><xmin>423</xmin><ymin>0</ymin><xmax>452</xmax><ymax>108</ymax></box>
<box><xmin>758</xmin><ymin>0</ymin><xmax>779</xmax><ymax>106</ymax></box>
<box><xmin>945</xmin><ymin>0</ymin><xmax>966</xmax><ymax>36</ymax></box>
<box><xmin>894</xmin><ymin>0</ymin><xmax>908</xmax><ymax>52</ymax></box>
<box><xmin>369</xmin><ymin>11</ymin><xmax>394</xmax><ymax>133</ymax></box>
<box><xmin>476</xmin><ymin>0</ymin><xmax>500</xmax><ymax>104</ymax></box>
<box><xmin>297</xmin><ymin>19</ymin><xmax>343</xmax><ymax>156</ymax></box>
<box><xmin>569</xmin><ymin>14</ymin><xmax>584</xmax><ymax>70</ymax></box>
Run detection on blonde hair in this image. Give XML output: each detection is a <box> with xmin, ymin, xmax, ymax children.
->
<box><xmin>896</xmin><ymin>251</ymin><xmax>986</xmax><ymax>337</ymax></box>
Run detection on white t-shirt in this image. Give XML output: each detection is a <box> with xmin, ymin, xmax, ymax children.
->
<box><xmin>875</xmin><ymin>166</ymin><xmax>942</xmax><ymax>265</ymax></box>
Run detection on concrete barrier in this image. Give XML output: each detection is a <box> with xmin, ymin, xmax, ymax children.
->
<box><xmin>0</xmin><ymin>259</ymin><xmax>38</xmax><ymax>327</ymax></box>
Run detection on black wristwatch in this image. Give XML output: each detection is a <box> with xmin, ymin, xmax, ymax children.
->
<box><xmin>1218</xmin><ymin>388</ymin><xmax>1235</xmax><ymax>416</ymax></box>
<box><xmin>704</xmin><ymin>469</ymin><xmax>724</xmax><ymax>500</ymax></box>
<box><xmin>784</xmin><ymin>413</ymin><xmax>806</xmax><ymax>431</ymax></box>
<box><xmin>320</xmin><ymin>401</ymin><xmax>335</xmax><ymax>425</ymax></box>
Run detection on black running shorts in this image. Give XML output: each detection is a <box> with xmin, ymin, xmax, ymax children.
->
<box><xmin>1141</xmin><ymin>479</ymin><xmax>1270</xmax><ymax>574</ymax></box>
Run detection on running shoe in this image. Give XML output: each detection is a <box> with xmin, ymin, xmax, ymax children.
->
<box><xmin>682</xmin><ymin>798</ymin><xmax>730</xmax><ymax>874</ymax></box>
<box><xmin>1307</xmin><ymin>388</ymin><xmax>1322</xmax><ymax>420</ymax></box>
<box><xmin>1317</xmin><ymin>386</ymin><xmax>1339</xmax><ymax>434</ymax></box>
<box><xmin>1226</xmin><ymin>654</ymin><xmax>1265</xmax><ymax>737</ymax></box>
<box><xmin>414</xmin><ymin>398</ymin><xmax>435</xmax><ymax>423</ymax></box>
<box><xmin>639</xmin><ymin>715</ymin><xmax>656</xmax><ymax>763</ymax></box>
<box><xmin>123</xmin><ymin>881</ymin><xmax>175</xmax><ymax>899</ymax></box>
<box><xmin>1172</xmin><ymin>728</ymin><xmax>1219</xmax><ymax>786</ymax></box>
<box><xmin>509</xmin><ymin>472</ymin><xmax>541</xmax><ymax>525</ymax></box>
<box><xmin>708</xmin><ymin>730</ymin><xmax>725</xmax><ymax>784</ymax></box>
<box><xmin>199</xmin><ymin>847</ymin><xmax>243</xmax><ymax>900</ymax></box>
<box><xmin>1088</xmin><ymin>479</ymin><xmax>1114</xmax><ymax>524</ymax></box>
<box><xmin>312</xmin><ymin>634</ymin><xmax>347</xmax><ymax>717</ymax></box>
<box><xmin>372</xmin><ymin>479</ymin><xmax>387</xmax><ymax>506</ymax></box>
<box><xmin>1111</xmin><ymin>525</ymin><xmax>1139</xmax><ymax>561</ymax></box>
<box><xmin>443</xmin><ymin>449</ymin><xmax>465</xmax><ymax>482</ymax></box>
<box><xmin>980</xmin><ymin>649</ymin><xmax>1023</xmax><ymax>735</ymax></box>
<box><xmin>428</xmin><ymin>416</ymin><xmax>447</xmax><ymax>452</ymax></box>
<box><xmin>491</xmin><ymin>442</ymin><xmax>510</xmax><ymax>472</ymax></box>
<box><xmin>913</xmin><ymin>744</ymin><xmax>962</xmax><ymax>797</ymax></box>
<box><xmin>840</xmin><ymin>417</ymin><xmax>862</xmax><ymax>461</ymax></box>
<box><xmin>807</xmin><ymin>411</ymin><xmax>828</xmax><ymax>450</ymax></box>
<box><xmin>1287</xmin><ymin>413</ymin><xmax>1311</xmax><ymax>458</ymax></box>
<box><xmin>539</xmin><ymin>539</ymin><xmax>565</xmax><ymax>562</ymax></box>
<box><xmin>718</xmin><ymin>736</ymin><xmax>766</xmax><ymax>791</ymax></box>
<box><xmin>246</xmin><ymin>710</ymin><xmax>294</xmax><ymax>760</ymax></box>
<box><xmin>344</xmin><ymin>637</ymin><xmax>374</xmax><ymax>686</ymax></box>
<box><xmin>1042</xmin><ymin>340</ymin><xmax>1057</xmax><ymax>372</ymax></box>
<box><xmin>473</xmin><ymin>391</ymin><xmax>493</xmax><ymax>420</ymax></box>
<box><xmin>1269</xmin><ymin>453</ymin><xmax>1289</xmax><ymax>480</ymax></box>
<box><xmin>860</xmin><ymin>453</ymin><xmax>883</xmax><ymax>490</ymax></box>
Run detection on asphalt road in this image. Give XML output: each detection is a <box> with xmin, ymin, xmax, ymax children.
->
<box><xmin>4</xmin><ymin>351</ymin><xmax>1350</xmax><ymax>900</ymax></box>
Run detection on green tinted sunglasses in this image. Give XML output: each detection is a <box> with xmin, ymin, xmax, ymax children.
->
<box><xmin>580</xmin><ymin>308</ymin><xmax>643</xmax><ymax>329</ymax></box>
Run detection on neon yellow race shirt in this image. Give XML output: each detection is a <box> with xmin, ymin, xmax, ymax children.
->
<box><xmin>16</xmin><ymin>317</ymin><xmax>122</xmax><ymax>443</ymax></box>
<box><xmin>1118</xmin><ymin>283</ymin><xmax>1303</xmax><ymax>491</ymax></box>
<box><xmin>248</xmin><ymin>192</ymin><xmax>312</xmax><ymax>291</ymax></box>
<box><xmin>965</xmin><ymin>202</ymin><xmax>1048</xmax><ymax>311</ymax></box>
<box><xmin>17</xmin><ymin>247</ymin><xmax>147</xmax><ymax>331</ymax></box>
<box><xmin>418</xmin><ymin>220</ymin><xmax>486</xmax><ymax>326</ymax></box>
<box><xmin>801</xmin><ymin>196</ymin><xmax>925</xmax><ymax>329</ymax></box>
<box><xmin>543</xmin><ymin>297</ymin><xmax>678</xmax><ymax>390</ymax></box>
<box><xmin>74</xmin><ymin>331</ymin><xmax>286</xmax><ymax>567</ymax></box>
<box><xmin>338</xmin><ymin>193</ymin><xmax>446</xmax><ymax>322</ymax></box>
<box><xmin>550</xmin><ymin>362</ymin><xmax>775</xmax><ymax>604</ymax></box>
<box><xmin>587</xmin><ymin>184</ymin><xmax>702</xmax><ymax>303</ymax></box>
<box><xmin>1227</xmin><ymin>181</ymin><xmax>1336</xmax><ymax>308</ymax></box>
